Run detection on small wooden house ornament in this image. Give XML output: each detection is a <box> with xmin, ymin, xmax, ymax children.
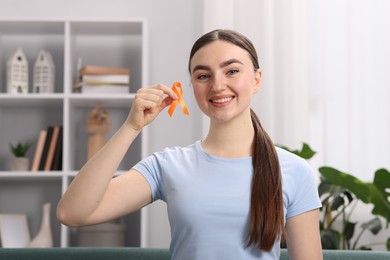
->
<box><xmin>7</xmin><ymin>47</ymin><xmax>29</xmax><ymax>94</ymax></box>
<box><xmin>33</xmin><ymin>50</ymin><xmax>55</xmax><ymax>93</ymax></box>
<box><xmin>85</xmin><ymin>103</ymin><xmax>110</xmax><ymax>160</ymax></box>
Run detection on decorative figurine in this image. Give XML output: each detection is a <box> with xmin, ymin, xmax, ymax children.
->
<box><xmin>86</xmin><ymin>103</ymin><xmax>110</xmax><ymax>160</ymax></box>
<box><xmin>27</xmin><ymin>202</ymin><xmax>53</xmax><ymax>248</ymax></box>
<box><xmin>7</xmin><ymin>47</ymin><xmax>29</xmax><ymax>94</ymax></box>
<box><xmin>33</xmin><ymin>50</ymin><xmax>55</xmax><ymax>93</ymax></box>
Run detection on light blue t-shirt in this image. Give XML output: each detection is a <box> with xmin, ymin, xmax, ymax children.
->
<box><xmin>133</xmin><ymin>140</ymin><xmax>321</xmax><ymax>259</ymax></box>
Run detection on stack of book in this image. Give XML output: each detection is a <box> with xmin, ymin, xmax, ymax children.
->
<box><xmin>31</xmin><ymin>126</ymin><xmax>63</xmax><ymax>172</ymax></box>
<box><xmin>74</xmin><ymin>65</ymin><xmax>130</xmax><ymax>94</ymax></box>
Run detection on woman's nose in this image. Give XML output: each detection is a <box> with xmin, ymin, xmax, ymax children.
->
<box><xmin>210</xmin><ymin>73</ymin><xmax>226</xmax><ymax>91</ymax></box>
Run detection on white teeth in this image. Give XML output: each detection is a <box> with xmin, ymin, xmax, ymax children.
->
<box><xmin>211</xmin><ymin>97</ymin><xmax>233</xmax><ymax>103</ymax></box>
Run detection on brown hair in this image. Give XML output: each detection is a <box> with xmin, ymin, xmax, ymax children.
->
<box><xmin>188</xmin><ymin>29</ymin><xmax>284</xmax><ymax>251</ymax></box>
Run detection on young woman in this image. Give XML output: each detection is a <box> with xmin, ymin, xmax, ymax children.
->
<box><xmin>57</xmin><ymin>29</ymin><xmax>323</xmax><ymax>259</ymax></box>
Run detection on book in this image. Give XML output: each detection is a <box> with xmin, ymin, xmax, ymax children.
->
<box><xmin>31</xmin><ymin>130</ymin><xmax>47</xmax><ymax>171</ymax></box>
<box><xmin>51</xmin><ymin>126</ymin><xmax>63</xmax><ymax>171</ymax></box>
<box><xmin>81</xmin><ymin>74</ymin><xmax>130</xmax><ymax>84</ymax></box>
<box><xmin>44</xmin><ymin>126</ymin><xmax>60</xmax><ymax>171</ymax></box>
<box><xmin>73</xmin><ymin>80</ymin><xmax>129</xmax><ymax>89</ymax></box>
<box><xmin>79</xmin><ymin>65</ymin><xmax>130</xmax><ymax>76</ymax></box>
<box><xmin>80</xmin><ymin>85</ymin><xmax>130</xmax><ymax>94</ymax></box>
<box><xmin>38</xmin><ymin>126</ymin><xmax>54</xmax><ymax>171</ymax></box>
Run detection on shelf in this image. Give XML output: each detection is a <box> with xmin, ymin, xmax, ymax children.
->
<box><xmin>69</xmin><ymin>20</ymin><xmax>143</xmax><ymax>36</ymax></box>
<box><xmin>68</xmin><ymin>94</ymin><xmax>135</xmax><ymax>108</ymax></box>
<box><xmin>0</xmin><ymin>93</ymin><xmax>64</xmax><ymax>107</ymax></box>
<box><xmin>0</xmin><ymin>21</ymin><xmax>64</xmax><ymax>35</ymax></box>
<box><xmin>0</xmin><ymin>18</ymin><xmax>147</xmax><ymax>248</ymax></box>
<box><xmin>68</xmin><ymin>21</ymin><xmax>143</xmax><ymax>93</ymax></box>
<box><xmin>67</xmin><ymin>103</ymin><xmax>138</xmax><ymax>171</ymax></box>
<box><xmin>0</xmin><ymin>171</ymin><xmax>63</xmax><ymax>180</ymax></box>
<box><xmin>0</xmin><ymin>94</ymin><xmax>135</xmax><ymax>107</ymax></box>
<box><xmin>0</xmin><ymin>177</ymin><xmax>63</xmax><ymax>247</ymax></box>
<box><xmin>66</xmin><ymin>170</ymin><xmax>127</xmax><ymax>178</ymax></box>
<box><xmin>0</xmin><ymin>21</ymin><xmax>65</xmax><ymax>93</ymax></box>
<box><xmin>0</xmin><ymin>170</ymin><xmax>125</xmax><ymax>180</ymax></box>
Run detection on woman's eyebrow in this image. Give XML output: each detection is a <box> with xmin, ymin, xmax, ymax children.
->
<box><xmin>192</xmin><ymin>65</ymin><xmax>210</xmax><ymax>74</ymax></box>
<box><xmin>220</xmin><ymin>58</ymin><xmax>243</xmax><ymax>68</ymax></box>
<box><xmin>192</xmin><ymin>59</ymin><xmax>243</xmax><ymax>74</ymax></box>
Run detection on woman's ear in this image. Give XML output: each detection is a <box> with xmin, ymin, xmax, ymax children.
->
<box><xmin>252</xmin><ymin>69</ymin><xmax>262</xmax><ymax>93</ymax></box>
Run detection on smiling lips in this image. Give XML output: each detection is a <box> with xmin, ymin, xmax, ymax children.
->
<box><xmin>209</xmin><ymin>96</ymin><xmax>234</xmax><ymax>104</ymax></box>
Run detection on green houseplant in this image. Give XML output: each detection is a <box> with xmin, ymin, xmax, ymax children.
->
<box><xmin>9</xmin><ymin>141</ymin><xmax>31</xmax><ymax>157</ymax></box>
<box><xmin>279</xmin><ymin>143</ymin><xmax>390</xmax><ymax>251</ymax></box>
<box><xmin>9</xmin><ymin>141</ymin><xmax>31</xmax><ymax>171</ymax></box>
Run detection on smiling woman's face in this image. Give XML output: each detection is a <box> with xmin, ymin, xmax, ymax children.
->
<box><xmin>189</xmin><ymin>40</ymin><xmax>261</xmax><ymax>123</ymax></box>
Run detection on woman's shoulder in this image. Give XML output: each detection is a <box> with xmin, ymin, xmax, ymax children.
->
<box><xmin>276</xmin><ymin>147</ymin><xmax>322</xmax><ymax>217</ymax></box>
<box><xmin>275</xmin><ymin>146</ymin><xmax>314</xmax><ymax>177</ymax></box>
<box><xmin>275</xmin><ymin>146</ymin><xmax>307</xmax><ymax>164</ymax></box>
<box><xmin>135</xmin><ymin>141</ymin><xmax>199</xmax><ymax>172</ymax></box>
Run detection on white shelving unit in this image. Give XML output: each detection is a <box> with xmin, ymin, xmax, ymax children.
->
<box><xmin>0</xmin><ymin>18</ymin><xmax>149</xmax><ymax>247</ymax></box>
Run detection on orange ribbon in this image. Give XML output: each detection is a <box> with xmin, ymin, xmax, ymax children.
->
<box><xmin>168</xmin><ymin>82</ymin><xmax>189</xmax><ymax>117</ymax></box>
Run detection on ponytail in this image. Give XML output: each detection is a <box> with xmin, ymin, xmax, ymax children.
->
<box><xmin>247</xmin><ymin>109</ymin><xmax>284</xmax><ymax>251</ymax></box>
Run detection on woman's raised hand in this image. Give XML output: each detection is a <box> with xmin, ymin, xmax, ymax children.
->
<box><xmin>125</xmin><ymin>84</ymin><xmax>178</xmax><ymax>131</ymax></box>
<box><xmin>57</xmin><ymin>84</ymin><xmax>177</xmax><ymax>227</ymax></box>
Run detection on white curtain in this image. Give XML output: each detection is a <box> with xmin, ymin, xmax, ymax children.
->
<box><xmin>201</xmin><ymin>0</ymin><xmax>390</xmax><ymax>180</ymax></box>
<box><xmin>307</xmin><ymin>0</ymin><xmax>390</xmax><ymax>247</ymax></box>
<box><xmin>308</xmin><ymin>0</ymin><xmax>390</xmax><ymax>181</ymax></box>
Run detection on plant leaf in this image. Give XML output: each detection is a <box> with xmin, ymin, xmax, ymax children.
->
<box><xmin>319</xmin><ymin>167</ymin><xmax>371</xmax><ymax>202</ymax></box>
<box><xmin>358</xmin><ymin>246</ymin><xmax>372</xmax><ymax>251</ymax></box>
<box><xmin>331</xmin><ymin>195</ymin><xmax>345</xmax><ymax>211</ymax></box>
<box><xmin>276</xmin><ymin>143</ymin><xmax>316</xmax><ymax>159</ymax></box>
<box><xmin>373</xmin><ymin>169</ymin><xmax>390</xmax><ymax>196</ymax></box>
<box><xmin>9</xmin><ymin>141</ymin><xmax>31</xmax><ymax>157</ymax></box>
<box><xmin>318</xmin><ymin>180</ymin><xmax>331</xmax><ymax>197</ymax></box>
<box><xmin>343</xmin><ymin>221</ymin><xmax>356</xmax><ymax>241</ymax></box>
<box><xmin>297</xmin><ymin>143</ymin><xmax>317</xmax><ymax>159</ymax></box>
<box><xmin>343</xmin><ymin>191</ymin><xmax>354</xmax><ymax>203</ymax></box>
<box><xmin>320</xmin><ymin>166</ymin><xmax>390</xmax><ymax>223</ymax></box>
<box><xmin>328</xmin><ymin>186</ymin><xmax>345</xmax><ymax>199</ymax></box>
<box><xmin>366</xmin><ymin>183</ymin><xmax>390</xmax><ymax>223</ymax></box>
<box><xmin>372</xmin><ymin>169</ymin><xmax>390</xmax><ymax>223</ymax></box>
<box><xmin>361</xmin><ymin>217</ymin><xmax>382</xmax><ymax>235</ymax></box>
<box><xmin>321</xmin><ymin>229</ymin><xmax>340</xmax><ymax>249</ymax></box>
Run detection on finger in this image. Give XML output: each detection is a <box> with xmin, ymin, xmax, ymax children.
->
<box><xmin>153</xmin><ymin>84</ymin><xmax>178</xmax><ymax>100</ymax></box>
<box><xmin>134</xmin><ymin>98</ymin><xmax>158</xmax><ymax>112</ymax></box>
<box><xmin>136</xmin><ymin>91</ymin><xmax>163</xmax><ymax>103</ymax></box>
<box><xmin>137</xmin><ymin>86</ymin><xmax>163</xmax><ymax>96</ymax></box>
<box><xmin>159</xmin><ymin>96</ymin><xmax>174</xmax><ymax>111</ymax></box>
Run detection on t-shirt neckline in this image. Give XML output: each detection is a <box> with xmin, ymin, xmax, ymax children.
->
<box><xmin>194</xmin><ymin>140</ymin><xmax>252</xmax><ymax>163</ymax></box>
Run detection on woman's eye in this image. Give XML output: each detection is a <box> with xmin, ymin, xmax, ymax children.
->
<box><xmin>227</xmin><ymin>69</ymin><xmax>239</xmax><ymax>75</ymax></box>
<box><xmin>197</xmin><ymin>74</ymin><xmax>209</xmax><ymax>80</ymax></box>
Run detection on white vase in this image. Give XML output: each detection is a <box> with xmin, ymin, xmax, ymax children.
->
<box><xmin>28</xmin><ymin>202</ymin><xmax>53</xmax><ymax>248</ymax></box>
<box><xmin>10</xmin><ymin>157</ymin><xmax>29</xmax><ymax>171</ymax></box>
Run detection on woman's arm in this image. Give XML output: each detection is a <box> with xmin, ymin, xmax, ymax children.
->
<box><xmin>56</xmin><ymin>84</ymin><xmax>177</xmax><ymax>227</ymax></box>
<box><xmin>285</xmin><ymin>209</ymin><xmax>323</xmax><ymax>260</ymax></box>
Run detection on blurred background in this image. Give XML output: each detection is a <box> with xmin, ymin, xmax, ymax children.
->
<box><xmin>1</xmin><ymin>0</ymin><xmax>389</xmax><ymax>250</ymax></box>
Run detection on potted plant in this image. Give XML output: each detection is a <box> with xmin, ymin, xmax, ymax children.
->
<box><xmin>9</xmin><ymin>141</ymin><xmax>31</xmax><ymax>171</ymax></box>
<box><xmin>279</xmin><ymin>143</ymin><xmax>390</xmax><ymax>251</ymax></box>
